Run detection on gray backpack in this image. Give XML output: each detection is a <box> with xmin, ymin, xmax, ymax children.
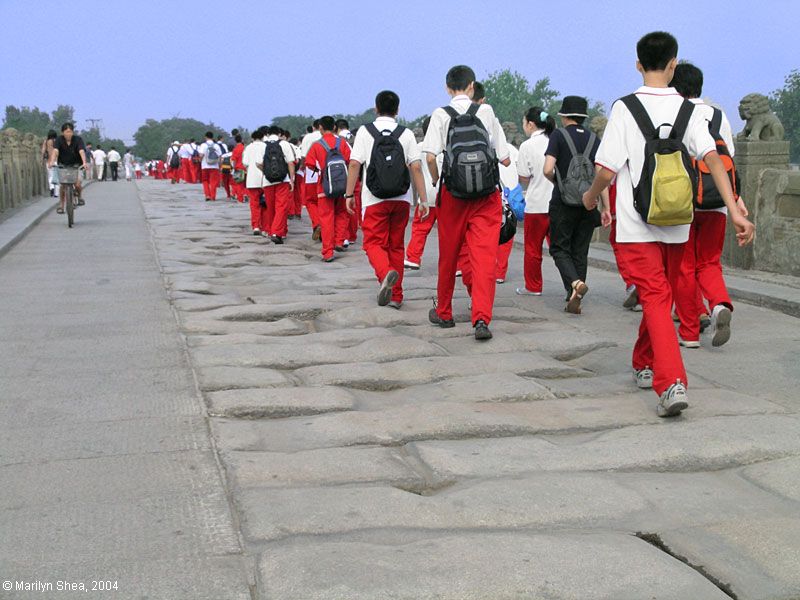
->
<box><xmin>555</xmin><ymin>128</ymin><xmax>597</xmax><ymax>207</ymax></box>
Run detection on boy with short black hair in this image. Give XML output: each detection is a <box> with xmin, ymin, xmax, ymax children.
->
<box><xmin>345</xmin><ymin>90</ymin><xmax>428</xmax><ymax>308</ymax></box>
<box><xmin>582</xmin><ymin>31</ymin><xmax>754</xmax><ymax>417</ymax></box>
<box><xmin>422</xmin><ymin>65</ymin><xmax>511</xmax><ymax>341</ymax></box>
<box><xmin>260</xmin><ymin>125</ymin><xmax>297</xmax><ymax>244</ymax></box>
<box><xmin>197</xmin><ymin>132</ymin><xmax>222</xmax><ymax>201</ymax></box>
<box><xmin>300</xmin><ymin>119</ymin><xmax>323</xmax><ymax>239</ymax></box>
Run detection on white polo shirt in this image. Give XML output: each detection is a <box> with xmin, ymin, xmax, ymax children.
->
<box><xmin>517</xmin><ymin>129</ymin><xmax>554</xmax><ymax>214</ymax></box>
<box><xmin>350</xmin><ymin>117</ymin><xmax>422</xmax><ymax>209</ymax></box>
<box><xmin>499</xmin><ymin>144</ymin><xmax>519</xmax><ymax>190</ymax></box>
<box><xmin>178</xmin><ymin>143</ymin><xmax>193</xmax><ymax>159</ymax></box>
<box><xmin>422</xmin><ymin>94</ymin><xmax>510</xmax><ymax>162</ymax></box>
<box><xmin>198</xmin><ymin>140</ymin><xmax>222</xmax><ymax>169</ymax></box>
<box><xmin>595</xmin><ymin>86</ymin><xmax>717</xmax><ymax>244</ymax></box>
<box><xmin>690</xmin><ymin>98</ymin><xmax>735</xmax><ymax>215</ymax></box>
<box><xmin>417</xmin><ymin>141</ymin><xmax>442</xmax><ymax>205</ymax></box>
<box><xmin>262</xmin><ymin>135</ymin><xmax>296</xmax><ymax>186</ymax></box>
<box><xmin>166</xmin><ymin>145</ymin><xmax>179</xmax><ymax>164</ymax></box>
<box><xmin>92</xmin><ymin>149</ymin><xmax>106</xmax><ymax>164</ymax></box>
<box><xmin>242</xmin><ymin>140</ymin><xmax>267</xmax><ymax>188</ymax></box>
<box><xmin>107</xmin><ymin>150</ymin><xmax>121</xmax><ymax>163</ymax></box>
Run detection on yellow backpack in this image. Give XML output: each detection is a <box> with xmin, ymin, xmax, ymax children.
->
<box><xmin>621</xmin><ymin>95</ymin><xmax>697</xmax><ymax>226</ymax></box>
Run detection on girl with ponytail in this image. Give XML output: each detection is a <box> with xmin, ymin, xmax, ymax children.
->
<box><xmin>515</xmin><ymin>107</ymin><xmax>555</xmax><ymax>296</ymax></box>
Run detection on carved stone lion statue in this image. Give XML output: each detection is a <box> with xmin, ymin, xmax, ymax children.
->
<box><xmin>737</xmin><ymin>93</ymin><xmax>785</xmax><ymax>141</ymax></box>
<box><xmin>589</xmin><ymin>116</ymin><xmax>608</xmax><ymax>139</ymax></box>
<box><xmin>501</xmin><ymin>121</ymin><xmax>525</xmax><ymax>147</ymax></box>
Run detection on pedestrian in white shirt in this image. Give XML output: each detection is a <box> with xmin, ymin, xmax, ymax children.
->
<box><xmin>93</xmin><ymin>146</ymin><xmax>107</xmax><ymax>181</ymax></box>
<box><xmin>260</xmin><ymin>126</ymin><xmax>297</xmax><ymax>243</ymax></box>
<box><xmin>242</xmin><ymin>129</ymin><xmax>268</xmax><ymax>235</ymax></box>
<box><xmin>197</xmin><ymin>131</ymin><xmax>223</xmax><ymax>201</ymax></box>
<box><xmin>516</xmin><ymin>107</ymin><xmax>556</xmax><ymax>295</ymax></box>
<box><xmin>107</xmin><ymin>147</ymin><xmax>121</xmax><ymax>181</ymax></box>
<box><xmin>345</xmin><ymin>90</ymin><xmax>428</xmax><ymax>309</ymax></box>
<box><xmin>123</xmin><ymin>150</ymin><xmax>134</xmax><ymax>181</ymax></box>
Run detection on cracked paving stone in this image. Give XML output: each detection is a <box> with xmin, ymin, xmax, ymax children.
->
<box><xmin>179</xmin><ymin>315</ymin><xmax>308</xmax><ymax>336</ymax></box>
<box><xmin>196</xmin><ymin>366</ymin><xmax>291</xmax><ymax>392</ymax></box>
<box><xmin>740</xmin><ymin>455</ymin><xmax>800</xmax><ymax>502</ymax></box>
<box><xmin>257</xmin><ymin>532</ymin><xmax>731</xmax><ymax>600</ymax></box>
<box><xmin>434</xmin><ymin>330</ymin><xmax>615</xmax><ymax>360</ymax></box>
<box><xmin>205</xmin><ymin>386</ymin><xmax>356</xmax><ymax>418</ymax></box>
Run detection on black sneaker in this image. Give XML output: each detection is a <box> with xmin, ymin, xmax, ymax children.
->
<box><xmin>271</xmin><ymin>235</ymin><xmax>284</xmax><ymax>245</ymax></box>
<box><xmin>474</xmin><ymin>320</ymin><xmax>492</xmax><ymax>341</ymax></box>
<box><xmin>428</xmin><ymin>307</ymin><xmax>455</xmax><ymax>328</ymax></box>
<box><xmin>312</xmin><ymin>226</ymin><xmax>321</xmax><ymax>241</ymax></box>
<box><xmin>334</xmin><ymin>245</ymin><xmax>347</xmax><ymax>252</ymax></box>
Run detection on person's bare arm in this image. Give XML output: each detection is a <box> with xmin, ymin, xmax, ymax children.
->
<box><xmin>79</xmin><ymin>148</ymin><xmax>88</xmax><ymax>169</ymax></box>
<box><xmin>49</xmin><ymin>149</ymin><xmax>58</xmax><ymax>168</ymax></box>
<box><xmin>499</xmin><ymin>157</ymin><xmax>510</xmax><ymax>167</ymax></box>
<box><xmin>582</xmin><ymin>166</ymin><xmax>614</xmax><ymax>210</ymax></box>
<box><xmin>426</xmin><ymin>153</ymin><xmax>439</xmax><ymax>186</ymax></box>
<box><xmin>409</xmin><ymin>161</ymin><xmax>429</xmax><ymax>219</ymax></box>
<box><xmin>543</xmin><ymin>156</ymin><xmax>556</xmax><ymax>183</ymax></box>
<box><xmin>287</xmin><ymin>160</ymin><xmax>296</xmax><ymax>191</ymax></box>
<box><xmin>519</xmin><ymin>175</ymin><xmax>531</xmax><ymax>192</ymax></box>
<box><xmin>345</xmin><ymin>160</ymin><xmax>361</xmax><ymax>214</ymax></box>
<box><xmin>704</xmin><ymin>151</ymin><xmax>754</xmax><ymax>245</ymax></box>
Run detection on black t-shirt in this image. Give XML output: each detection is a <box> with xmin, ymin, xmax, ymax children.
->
<box><xmin>545</xmin><ymin>125</ymin><xmax>598</xmax><ymax>204</ymax></box>
<box><xmin>55</xmin><ymin>135</ymin><xmax>85</xmax><ymax>166</ymax></box>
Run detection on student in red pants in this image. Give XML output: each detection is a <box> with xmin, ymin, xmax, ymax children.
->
<box><xmin>230</xmin><ymin>134</ymin><xmax>246</xmax><ymax>201</ymax></box>
<box><xmin>516</xmin><ymin>107</ymin><xmax>555</xmax><ymax>295</ymax></box>
<box><xmin>583</xmin><ymin>31</ymin><xmax>754</xmax><ymax>417</ymax></box>
<box><xmin>422</xmin><ymin>65</ymin><xmax>511</xmax><ymax>340</ymax></box>
<box><xmin>304</xmin><ymin>116</ymin><xmax>351</xmax><ymax>261</ymax></box>
<box><xmin>494</xmin><ymin>144</ymin><xmax>520</xmax><ymax>283</ymax></box>
<box><xmin>198</xmin><ymin>132</ymin><xmax>222</xmax><ymax>201</ymax></box>
<box><xmin>261</xmin><ymin>126</ymin><xmax>297</xmax><ymax>244</ymax></box>
<box><xmin>242</xmin><ymin>128</ymin><xmax>269</xmax><ymax>235</ymax></box>
<box><xmin>671</xmin><ymin>62</ymin><xmax>746</xmax><ymax>349</ymax></box>
<box><xmin>346</xmin><ymin>90</ymin><xmax>429</xmax><ymax>307</ymax></box>
<box><xmin>405</xmin><ymin>117</ymin><xmax>440</xmax><ymax>270</ymax></box>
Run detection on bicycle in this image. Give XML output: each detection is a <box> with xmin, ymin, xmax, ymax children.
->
<box><xmin>57</xmin><ymin>166</ymin><xmax>82</xmax><ymax>228</ymax></box>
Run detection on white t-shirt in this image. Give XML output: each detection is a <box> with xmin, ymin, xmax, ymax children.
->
<box><xmin>517</xmin><ymin>130</ymin><xmax>554</xmax><ymax>214</ymax></box>
<box><xmin>92</xmin><ymin>149</ymin><xmax>107</xmax><ymax>164</ymax></box>
<box><xmin>123</xmin><ymin>152</ymin><xmax>134</xmax><ymax>166</ymax></box>
<box><xmin>301</xmin><ymin>131</ymin><xmax>322</xmax><ymax>183</ymax></box>
<box><xmin>242</xmin><ymin>140</ymin><xmax>267</xmax><ymax>188</ymax></box>
<box><xmin>261</xmin><ymin>135</ymin><xmax>296</xmax><ymax>186</ymax></box>
<box><xmin>166</xmin><ymin>145</ymin><xmax>180</xmax><ymax>165</ymax></box>
<box><xmin>595</xmin><ymin>86</ymin><xmax>717</xmax><ymax>244</ymax></box>
<box><xmin>422</xmin><ymin>94</ymin><xmax>510</xmax><ymax>162</ymax></box>
<box><xmin>107</xmin><ymin>150</ymin><xmax>121</xmax><ymax>163</ymax></box>
<box><xmin>178</xmin><ymin>143</ymin><xmax>193</xmax><ymax>159</ymax></box>
<box><xmin>417</xmin><ymin>141</ymin><xmax>442</xmax><ymax>205</ymax></box>
<box><xmin>198</xmin><ymin>140</ymin><xmax>222</xmax><ymax>169</ymax></box>
<box><xmin>691</xmin><ymin>98</ymin><xmax>735</xmax><ymax>215</ymax></box>
<box><xmin>499</xmin><ymin>144</ymin><xmax>519</xmax><ymax>190</ymax></box>
<box><xmin>350</xmin><ymin>117</ymin><xmax>422</xmax><ymax>209</ymax></box>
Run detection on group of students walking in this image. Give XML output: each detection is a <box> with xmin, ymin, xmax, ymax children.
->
<box><xmin>158</xmin><ymin>31</ymin><xmax>754</xmax><ymax>420</ymax></box>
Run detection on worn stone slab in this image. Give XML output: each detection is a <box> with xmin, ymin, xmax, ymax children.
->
<box><xmin>202</xmin><ymin>301</ymin><xmax>332</xmax><ymax>323</ymax></box>
<box><xmin>186</xmin><ymin>327</ymin><xmax>390</xmax><ymax>348</ymax></box>
<box><xmin>206</xmin><ymin>387</ymin><xmax>356</xmax><ymax>418</ymax></box>
<box><xmin>661</xmin><ymin>518</ymin><xmax>800</xmax><ymax>600</ymax></box>
<box><xmin>190</xmin><ymin>335</ymin><xmax>445</xmax><ymax>369</ymax></box>
<box><xmin>315</xmin><ymin>306</ymin><xmax>425</xmax><ymax>329</ymax></box>
<box><xmin>740</xmin><ymin>455</ymin><xmax>800</xmax><ymax>502</ymax></box>
<box><xmin>435</xmin><ymin>330</ymin><xmax>615</xmax><ymax>360</ymax></box>
<box><xmin>180</xmin><ymin>315</ymin><xmax>308</xmax><ymax>336</ymax></box>
<box><xmin>223</xmin><ymin>447</ymin><xmax>427</xmax><ymax>490</ymax></box>
<box><xmin>173</xmin><ymin>294</ymin><xmax>245</xmax><ymax>312</ymax></box>
<box><xmin>240</xmin><ymin>474</ymin><xmax>647</xmax><ymax>542</ymax></box>
<box><xmin>411</xmin><ymin>414</ymin><xmax>800</xmax><ymax>478</ymax></box>
<box><xmin>196</xmin><ymin>366</ymin><xmax>290</xmax><ymax>392</ymax></box>
<box><xmin>294</xmin><ymin>352</ymin><xmax>588</xmax><ymax>390</ymax></box>
<box><xmin>257</xmin><ymin>532</ymin><xmax>730</xmax><ymax>600</ymax></box>
<box><xmin>379</xmin><ymin>373</ymin><xmax>556</xmax><ymax>404</ymax></box>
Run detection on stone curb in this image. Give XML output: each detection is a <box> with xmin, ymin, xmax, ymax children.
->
<box><xmin>0</xmin><ymin>179</ymin><xmax>94</xmax><ymax>259</ymax></box>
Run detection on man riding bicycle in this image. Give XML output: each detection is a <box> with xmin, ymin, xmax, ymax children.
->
<box><xmin>48</xmin><ymin>122</ymin><xmax>88</xmax><ymax>213</ymax></box>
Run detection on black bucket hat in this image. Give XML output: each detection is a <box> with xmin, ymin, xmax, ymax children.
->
<box><xmin>557</xmin><ymin>96</ymin><xmax>589</xmax><ymax>118</ymax></box>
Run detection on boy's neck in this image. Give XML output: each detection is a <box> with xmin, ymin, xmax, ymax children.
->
<box><xmin>448</xmin><ymin>89</ymin><xmax>469</xmax><ymax>98</ymax></box>
<box><xmin>641</xmin><ymin>70</ymin><xmax>672</xmax><ymax>88</ymax></box>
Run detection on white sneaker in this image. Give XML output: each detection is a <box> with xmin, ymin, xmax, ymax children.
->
<box><xmin>710</xmin><ymin>304</ymin><xmax>732</xmax><ymax>347</ymax></box>
<box><xmin>496</xmin><ymin>278</ymin><xmax>505</xmax><ymax>284</ymax></box>
<box><xmin>632</xmin><ymin>304</ymin><xmax>643</xmax><ymax>312</ymax></box>
<box><xmin>343</xmin><ymin>239</ymin><xmax>350</xmax><ymax>248</ymax></box>
<box><xmin>679</xmin><ymin>338</ymin><xmax>701</xmax><ymax>349</ymax></box>
<box><xmin>516</xmin><ymin>288</ymin><xmax>542</xmax><ymax>296</ymax></box>
<box><xmin>455</xmin><ymin>270</ymin><xmax>462</xmax><ymax>278</ymax></box>
<box><xmin>634</xmin><ymin>367</ymin><xmax>654</xmax><ymax>389</ymax></box>
<box><xmin>261</xmin><ymin>231</ymin><xmax>270</xmax><ymax>237</ymax></box>
<box><xmin>252</xmin><ymin>229</ymin><xmax>261</xmax><ymax>236</ymax></box>
<box><xmin>657</xmin><ymin>381</ymin><xmax>689</xmax><ymax>418</ymax></box>
<box><xmin>404</xmin><ymin>259</ymin><xmax>420</xmax><ymax>270</ymax></box>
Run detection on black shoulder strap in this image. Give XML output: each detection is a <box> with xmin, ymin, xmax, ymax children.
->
<box><xmin>390</xmin><ymin>125</ymin><xmax>406</xmax><ymax>140</ymax></box>
<box><xmin>620</xmin><ymin>94</ymin><xmax>657</xmax><ymax>140</ymax></box>
<box><xmin>366</xmin><ymin>123</ymin><xmax>380</xmax><ymax>140</ymax></box>
<box><xmin>443</xmin><ymin>106</ymin><xmax>459</xmax><ymax>120</ymax></box>
<box><xmin>670</xmin><ymin>99</ymin><xmax>695</xmax><ymax>142</ymax></box>
<box><xmin>466</xmin><ymin>103</ymin><xmax>480</xmax><ymax>117</ymax></box>
<box><xmin>709</xmin><ymin>107</ymin><xmax>723</xmax><ymax>140</ymax></box>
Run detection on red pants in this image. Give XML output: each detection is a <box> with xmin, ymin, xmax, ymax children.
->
<box><xmin>292</xmin><ymin>175</ymin><xmax>304</xmax><ymax>215</ymax></box>
<box><xmin>201</xmin><ymin>168</ymin><xmax>220</xmax><ymax>200</ymax></box>
<box><xmin>675</xmin><ymin>211</ymin><xmax>732</xmax><ymax>341</ymax></box>
<box><xmin>221</xmin><ymin>171</ymin><xmax>232</xmax><ymax>198</ymax></box>
<box><xmin>496</xmin><ymin>239</ymin><xmax>514</xmax><ymax>280</ymax></box>
<box><xmin>304</xmin><ymin>183</ymin><xmax>320</xmax><ymax>229</ymax></box>
<box><xmin>264</xmin><ymin>183</ymin><xmax>292</xmax><ymax>238</ymax></box>
<box><xmin>523</xmin><ymin>213</ymin><xmax>550</xmax><ymax>293</ymax></box>
<box><xmin>135</xmin><ymin>171</ymin><xmax>142</xmax><ymax>179</ymax></box>
<box><xmin>609</xmin><ymin>218</ymin><xmax>633</xmax><ymax>288</ymax></box>
<box><xmin>232</xmin><ymin>180</ymin><xmax>246</xmax><ymax>201</ymax></box>
<box><xmin>348</xmin><ymin>188</ymin><xmax>362</xmax><ymax>242</ymax></box>
<box><xmin>247</xmin><ymin>188</ymin><xmax>268</xmax><ymax>231</ymax></box>
<box><xmin>192</xmin><ymin>162</ymin><xmax>202</xmax><ymax>184</ymax></box>
<box><xmin>180</xmin><ymin>158</ymin><xmax>192</xmax><ymax>183</ymax></box>
<box><xmin>406</xmin><ymin>206</ymin><xmax>438</xmax><ymax>265</ymax></box>
<box><xmin>615</xmin><ymin>241</ymin><xmax>688</xmax><ymax>396</ymax></box>
<box><xmin>318</xmin><ymin>194</ymin><xmax>348</xmax><ymax>259</ymax></box>
<box><xmin>435</xmin><ymin>186</ymin><xmax>501</xmax><ymax>325</ymax></box>
<box><xmin>362</xmin><ymin>200</ymin><xmax>410</xmax><ymax>302</ymax></box>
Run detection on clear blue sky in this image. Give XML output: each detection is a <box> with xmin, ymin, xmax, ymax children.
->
<box><xmin>2</xmin><ymin>0</ymin><xmax>797</xmax><ymax>142</ymax></box>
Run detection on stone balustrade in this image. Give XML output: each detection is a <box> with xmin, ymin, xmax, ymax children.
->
<box><xmin>0</xmin><ymin>128</ymin><xmax>48</xmax><ymax>216</ymax></box>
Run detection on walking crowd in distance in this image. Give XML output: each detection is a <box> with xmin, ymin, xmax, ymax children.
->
<box><xmin>144</xmin><ymin>31</ymin><xmax>754</xmax><ymax>420</ymax></box>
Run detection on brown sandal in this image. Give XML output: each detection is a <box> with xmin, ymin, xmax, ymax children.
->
<box><xmin>566</xmin><ymin>280</ymin><xmax>588</xmax><ymax>314</ymax></box>
<box><xmin>56</xmin><ymin>207</ymin><xmax>65</xmax><ymax>214</ymax></box>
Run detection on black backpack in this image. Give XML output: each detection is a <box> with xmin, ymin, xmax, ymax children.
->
<box><xmin>169</xmin><ymin>146</ymin><xmax>180</xmax><ymax>170</ymax></box>
<box><xmin>263</xmin><ymin>141</ymin><xmax>289</xmax><ymax>183</ymax></box>
<box><xmin>499</xmin><ymin>198</ymin><xmax>517</xmax><ymax>244</ymax></box>
<box><xmin>693</xmin><ymin>108</ymin><xmax>738</xmax><ymax>210</ymax></box>
<box><xmin>318</xmin><ymin>137</ymin><xmax>348</xmax><ymax>198</ymax></box>
<box><xmin>365</xmin><ymin>124</ymin><xmax>410</xmax><ymax>199</ymax></box>
<box><xmin>555</xmin><ymin>128</ymin><xmax>598</xmax><ymax>207</ymax></box>
<box><xmin>441</xmin><ymin>104</ymin><xmax>499</xmax><ymax>199</ymax></box>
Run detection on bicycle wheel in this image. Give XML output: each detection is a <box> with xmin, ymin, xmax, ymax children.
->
<box><xmin>66</xmin><ymin>185</ymin><xmax>74</xmax><ymax>228</ymax></box>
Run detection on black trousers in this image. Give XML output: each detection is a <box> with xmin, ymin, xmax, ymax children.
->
<box><xmin>110</xmin><ymin>162</ymin><xmax>119</xmax><ymax>181</ymax></box>
<box><xmin>548</xmin><ymin>199</ymin><xmax>599</xmax><ymax>295</ymax></box>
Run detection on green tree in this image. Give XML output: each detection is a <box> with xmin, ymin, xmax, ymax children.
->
<box><xmin>271</xmin><ymin>115</ymin><xmax>315</xmax><ymax>138</ymax></box>
<box><xmin>482</xmin><ymin>70</ymin><xmax>560</xmax><ymax>126</ymax></box>
<box><xmin>771</xmin><ymin>69</ymin><xmax>800</xmax><ymax>162</ymax></box>
<box><xmin>50</xmin><ymin>104</ymin><xmax>75</xmax><ymax>129</ymax></box>
<box><xmin>132</xmin><ymin>117</ymin><xmax>226</xmax><ymax>159</ymax></box>
<box><xmin>2</xmin><ymin>105</ymin><xmax>51</xmax><ymax>136</ymax></box>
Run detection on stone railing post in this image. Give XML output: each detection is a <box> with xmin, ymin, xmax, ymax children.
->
<box><xmin>0</xmin><ymin>129</ymin><xmax>47</xmax><ymax>217</ymax></box>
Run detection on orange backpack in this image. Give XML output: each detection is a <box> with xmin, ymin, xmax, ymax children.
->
<box><xmin>694</xmin><ymin>108</ymin><xmax>737</xmax><ymax>210</ymax></box>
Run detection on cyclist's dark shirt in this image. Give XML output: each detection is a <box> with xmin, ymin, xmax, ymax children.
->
<box><xmin>55</xmin><ymin>135</ymin><xmax>85</xmax><ymax>166</ymax></box>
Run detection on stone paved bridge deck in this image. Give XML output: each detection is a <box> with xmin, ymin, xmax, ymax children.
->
<box><xmin>1</xmin><ymin>179</ymin><xmax>799</xmax><ymax>599</ymax></box>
